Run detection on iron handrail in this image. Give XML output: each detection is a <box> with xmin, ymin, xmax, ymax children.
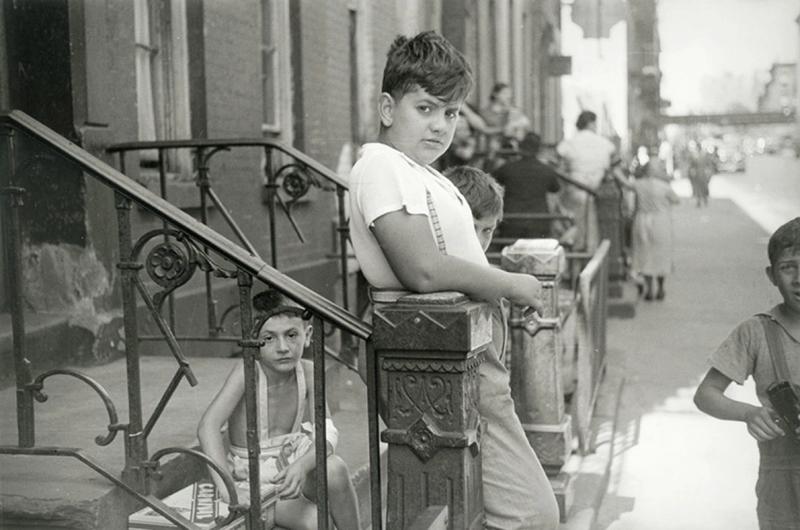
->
<box><xmin>574</xmin><ymin>239</ymin><xmax>610</xmax><ymax>453</ymax></box>
<box><xmin>107</xmin><ymin>136</ymin><xmax>349</xmax><ymax>190</ymax></box>
<box><xmin>1</xmin><ymin>110</ymin><xmax>370</xmax><ymax>340</ymax></box>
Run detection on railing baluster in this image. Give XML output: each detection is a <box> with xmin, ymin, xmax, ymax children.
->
<box><xmin>312</xmin><ymin>315</ymin><xmax>329</xmax><ymax>529</ymax></box>
<box><xmin>195</xmin><ymin>147</ymin><xmax>220</xmax><ymax>337</ymax></box>
<box><xmin>336</xmin><ymin>186</ymin><xmax>349</xmax><ymax>312</ymax></box>
<box><xmin>206</xmin><ymin>187</ymin><xmax>260</xmax><ymax>256</ymax></box>
<box><xmin>236</xmin><ymin>272</ymin><xmax>264</xmax><ymax>529</ymax></box>
<box><xmin>365</xmin><ymin>340</ymin><xmax>383</xmax><ymax>530</ymax></box>
<box><xmin>115</xmin><ymin>191</ymin><xmax>148</xmax><ymax>492</ymax></box>
<box><xmin>264</xmin><ymin>146</ymin><xmax>278</xmax><ymax>268</ymax></box>
<box><xmin>157</xmin><ymin>148</ymin><xmax>177</xmax><ymax>332</ymax></box>
<box><xmin>1</xmin><ymin>127</ymin><xmax>34</xmax><ymax>448</ymax></box>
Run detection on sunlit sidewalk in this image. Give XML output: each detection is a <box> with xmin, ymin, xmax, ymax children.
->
<box><xmin>594</xmin><ymin>190</ymin><xmax>781</xmax><ymax>529</ymax></box>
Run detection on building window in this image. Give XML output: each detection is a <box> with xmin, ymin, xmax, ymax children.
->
<box><xmin>261</xmin><ymin>0</ymin><xmax>292</xmax><ymax>140</ymax></box>
<box><xmin>134</xmin><ymin>0</ymin><xmax>191</xmax><ymax>177</ymax></box>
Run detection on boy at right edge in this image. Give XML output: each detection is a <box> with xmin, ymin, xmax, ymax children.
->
<box><xmin>695</xmin><ymin>217</ymin><xmax>800</xmax><ymax>529</ymax></box>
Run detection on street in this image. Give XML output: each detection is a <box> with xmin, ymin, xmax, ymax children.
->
<box><xmin>595</xmin><ymin>155</ymin><xmax>800</xmax><ymax>529</ymax></box>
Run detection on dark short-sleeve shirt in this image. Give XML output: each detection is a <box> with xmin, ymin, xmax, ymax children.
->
<box><xmin>493</xmin><ymin>156</ymin><xmax>561</xmax><ymax>239</ymax></box>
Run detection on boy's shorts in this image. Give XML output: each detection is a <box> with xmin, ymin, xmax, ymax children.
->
<box><xmin>227</xmin><ymin>445</ymin><xmax>314</xmax><ymax>504</ymax></box>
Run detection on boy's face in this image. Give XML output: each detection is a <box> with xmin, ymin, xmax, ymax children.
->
<box><xmin>379</xmin><ymin>86</ymin><xmax>462</xmax><ymax>166</ymax></box>
<box><xmin>474</xmin><ymin>214</ymin><xmax>500</xmax><ymax>252</ymax></box>
<box><xmin>766</xmin><ymin>247</ymin><xmax>800</xmax><ymax>315</ymax></box>
<box><xmin>256</xmin><ymin>314</ymin><xmax>312</xmax><ymax>375</ymax></box>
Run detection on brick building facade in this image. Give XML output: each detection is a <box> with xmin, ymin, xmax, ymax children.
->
<box><xmin>1</xmin><ymin>0</ymin><xmax>564</xmax><ymax>370</ymax></box>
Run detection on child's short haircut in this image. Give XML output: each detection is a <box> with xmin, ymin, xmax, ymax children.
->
<box><xmin>444</xmin><ymin>165</ymin><xmax>504</xmax><ymax>221</ymax></box>
<box><xmin>252</xmin><ymin>288</ymin><xmax>310</xmax><ymax>336</ymax></box>
<box><xmin>381</xmin><ymin>31</ymin><xmax>473</xmax><ymax>103</ymax></box>
<box><xmin>768</xmin><ymin>217</ymin><xmax>800</xmax><ymax>265</ymax></box>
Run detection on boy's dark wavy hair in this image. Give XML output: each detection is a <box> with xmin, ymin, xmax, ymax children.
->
<box><xmin>443</xmin><ymin>165</ymin><xmax>504</xmax><ymax>221</ymax></box>
<box><xmin>768</xmin><ymin>217</ymin><xmax>800</xmax><ymax>266</ymax></box>
<box><xmin>251</xmin><ymin>288</ymin><xmax>311</xmax><ymax>337</ymax></box>
<box><xmin>381</xmin><ymin>31</ymin><xmax>473</xmax><ymax>102</ymax></box>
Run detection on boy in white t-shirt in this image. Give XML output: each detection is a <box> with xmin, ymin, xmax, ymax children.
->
<box><xmin>348</xmin><ymin>31</ymin><xmax>558</xmax><ymax>530</ymax></box>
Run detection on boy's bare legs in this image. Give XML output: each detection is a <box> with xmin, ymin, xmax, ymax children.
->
<box><xmin>293</xmin><ymin>454</ymin><xmax>360</xmax><ymax>529</ymax></box>
<box><xmin>274</xmin><ymin>497</ymin><xmax>316</xmax><ymax>530</ymax></box>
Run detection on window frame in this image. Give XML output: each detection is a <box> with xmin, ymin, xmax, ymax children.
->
<box><xmin>261</xmin><ymin>0</ymin><xmax>293</xmax><ymax>142</ymax></box>
<box><xmin>134</xmin><ymin>0</ymin><xmax>192</xmax><ymax>178</ymax></box>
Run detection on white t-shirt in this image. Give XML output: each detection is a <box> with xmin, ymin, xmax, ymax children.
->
<box><xmin>556</xmin><ymin>129</ymin><xmax>616</xmax><ymax>189</ymax></box>
<box><xmin>348</xmin><ymin>142</ymin><xmax>488</xmax><ymax>289</ymax></box>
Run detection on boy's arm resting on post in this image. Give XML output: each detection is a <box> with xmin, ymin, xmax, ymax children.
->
<box><xmin>694</xmin><ymin>367</ymin><xmax>785</xmax><ymax>441</ymax></box>
<box><xmin>197</xmin><ymin>364</ymin><xmax>245</xmax><ymax>501</ymax></box>
<box><xmin>372</xmin><ymin>210</ymin><xmax>544</xmax><ymax>312</ymax></box>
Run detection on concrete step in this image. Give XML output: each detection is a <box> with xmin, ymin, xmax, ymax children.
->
<box><xmin>0</xmin><ymin>356</ymin><xmax>375</xmax><ymax>529</ymax></box>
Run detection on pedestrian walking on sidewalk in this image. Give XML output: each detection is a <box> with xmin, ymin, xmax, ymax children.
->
<box><xmin>688</xmin><ymin>141</ymin><xmax>712</xmax><ymax>208</ymax></box>
<box><xmin>611</xmin><ymin>147</ymin><xmax>679</xmax><ymax>300</ymax></box>
<box><xmin>694</xmin><ymin>217</ymin><xmax>800</xmax><ymax>529</ymax></box>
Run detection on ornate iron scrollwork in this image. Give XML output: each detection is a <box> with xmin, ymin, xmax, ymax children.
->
<box><xmin>146</xmin><ymin>241</ymin><xmax>195</xmax><ymax>289</ymax></box>
<box><xmin>132</xmin><ymin>229</ymin><xmax>198</xmax><ymax>312</ymax></box>
<box><xmin>131</xmin><ymin>229</ymin><xmax>237</xmax><ymax>313</ymax></box>
<box><xmin>277</xmin><ymin>163</ymin><xmax>313</xmax><ymax>202</ymax></box>
<box><xmin>28</xmin><ymin>369</ymin><xmax>125</xmax><ymax>447</ymax></box>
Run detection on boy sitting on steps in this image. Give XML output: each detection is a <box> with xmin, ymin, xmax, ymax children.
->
<box><xmin>198</xmin><ymin>289</ymin><xmax>360</xmax><ymax>529</ymax></box>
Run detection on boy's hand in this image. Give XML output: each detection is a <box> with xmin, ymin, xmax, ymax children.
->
<box><xmin>505</xmin><ymin>273</ymin><xmax>545</xmax><ymax>314</ymax></box>
<box><xmin>744</xmin><ymin>405</ymin><xmax>785</xmax><ymax>441</ymax></box>
<box><xmin>272</xmin><ymin>461</ymin><xmax>308</xmax><ymax>500</ymax></box>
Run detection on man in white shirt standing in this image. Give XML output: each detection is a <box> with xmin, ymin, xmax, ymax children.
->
<box><xmin>557</xmin><ymin>110</ymin><xmax>619</xmax><ymax>252</ymax></box>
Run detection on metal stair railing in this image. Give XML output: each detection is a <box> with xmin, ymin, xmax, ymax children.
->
<box><xmin>0</xmin><ymin>110</ymin><xmax>381</xmax><ymax>530</ymax></box>
<box><xmin>106</xmin><ymin>137</ymin><xmax>357</xmax><ymax>347</ymax></box>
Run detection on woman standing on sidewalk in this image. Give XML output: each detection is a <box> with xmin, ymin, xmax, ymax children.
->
<box><xmin>613</xmin><ymin>148</ymin><xmax>679</xmax><ymax>300</ymax></box>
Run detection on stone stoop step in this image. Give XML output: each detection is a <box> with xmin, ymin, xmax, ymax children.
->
<box><xmin>0</xmin><ymin>357</ymin><xmax>376</xmax><ymax>529</ymax></box>
<box><xmin>128</xmin><ymin>479</ymin><xmax>279</xmax><ymax>529</ymax></box>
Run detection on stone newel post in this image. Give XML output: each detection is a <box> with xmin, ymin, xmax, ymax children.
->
<box><xmin>372</xmin><ymin>291</ymin><xmax>490</xmax><ymax>530</ymax></box>
<box><xmin>501</xmin><ymin>239</ymin><xmax>571</xmax><ymax>473</ymax></box>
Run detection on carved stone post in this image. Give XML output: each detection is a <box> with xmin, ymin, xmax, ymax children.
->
<box><xmin>372</xmin><ymin>291</ymin><xmax>489</xmax><ymax>530</ymax></box>
<box><xmin>501</xmin><ymin>239</ymin><xmax>571</xmax><ymax>474</ymax></box>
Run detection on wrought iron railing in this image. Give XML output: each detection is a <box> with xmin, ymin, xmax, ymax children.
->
<box><xmin>0</xmin><ymin>110</ymin><xmax>379</xmax><ymax>529</ymax></box>
<box><xmin>572</xmin><ymin>239</ymin><xmax>609</xmax><ymax>453</ymax></box>
<box><xmin>106</xmin><ymin>137</ymin><xmax>357</xmax><ymax>364</ymax></box>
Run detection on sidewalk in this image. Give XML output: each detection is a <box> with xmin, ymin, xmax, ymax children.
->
<box><xmin>593</xmin><ymin>195</ymin><xmax>775</xmax><ymax>529</ymax></box>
